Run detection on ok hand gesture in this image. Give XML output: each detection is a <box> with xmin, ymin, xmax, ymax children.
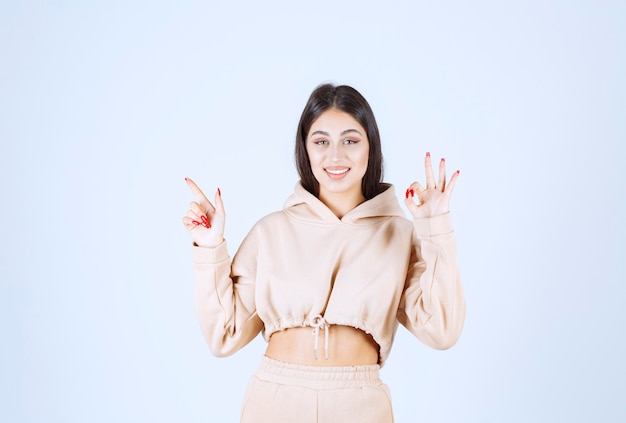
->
<box><xmin>404</xmin><ymin>153</ymin><xmax>459</xmax><ymax>219</ymax></box>
<box><xmin>182</xmin><ymin>177</ymin><xmax>225</xmax><ymax>248</ymax></box>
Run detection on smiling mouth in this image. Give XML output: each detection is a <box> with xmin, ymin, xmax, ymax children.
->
<box><xmin>324</xmin><ymin>167</ymin><xmax>350</xmax><ymax>179</ymax></box>
<box><xmin>325</xmin><ymin>167</ymin><xmax>350</xmax><ymax>175</ymax></box>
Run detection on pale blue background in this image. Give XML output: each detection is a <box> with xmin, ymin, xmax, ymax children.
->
<box><xmin>1</xmin><ymin>1</ymin><xmax>624</xmax><ymax>422</ymax></box>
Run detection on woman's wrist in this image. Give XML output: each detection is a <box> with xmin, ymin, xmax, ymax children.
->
<box><xmin>193</xmin><ymin>237</ymin><xmax>225</xmax><ymax>248</ymax></box>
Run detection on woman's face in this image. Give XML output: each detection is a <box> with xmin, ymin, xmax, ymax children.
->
<box><xmin>306</xmin><ymin>108</ymin><xmax>369</xmax><ymax>201</ymax></box>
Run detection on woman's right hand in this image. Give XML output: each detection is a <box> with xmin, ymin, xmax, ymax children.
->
<box><xmin>182</xmin><ymin>177</ymin><xmax>225</xmax><ymax>248</ymax></box>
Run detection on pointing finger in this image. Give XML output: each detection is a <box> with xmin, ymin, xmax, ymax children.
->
<box><xmin>185</xmin><ymin>177</ymin><xmax>212</xmax><ymax>209</ymax></box>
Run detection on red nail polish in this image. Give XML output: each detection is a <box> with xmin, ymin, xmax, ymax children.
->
<box><xmin>218</xmin><ymin>187</ymin><xmax>221</xmax><ymax>196</ymax></box>
<box><xmin>405</xmin><ymin>188</ymin><xmax>410</xmax><ymax>199</ymax></box>
<box><xmin>192</xmin><ymin>220</ymin><xmax>200</xmax><ymax>226</ymax></box>
<box><xmin>456</xmin><ymin>170</ymin><xmax>460</xmax><ymax>175</ymax></box>
<box><xmin>426</xmin><ymin>152</ymin><xmax>430</xmax><ymax>157</ymax></box>
<box><xmin>410</xmin><ymin>189</ymin><xmax>415</xmax><ymax>197</ymax></box>
<box><xmin>441</xmin><ymin>158</ymin><xmax>445</xmax><ymax>162</ymax></box>
<box><xmin>201</xmin><ymin>216</ymin><xmax>209</xmax><ymax>225</ymax></box>
<box><xmin>185</xmin><ymin>177</ymin><xmax>189</xmax><ymax>181</ymax></box>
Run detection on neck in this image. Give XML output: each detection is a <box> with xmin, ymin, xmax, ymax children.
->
<box><xmin>318</xmin><ymin>189</ymin><xmax>366</xmax><ymax>219</ymax></box>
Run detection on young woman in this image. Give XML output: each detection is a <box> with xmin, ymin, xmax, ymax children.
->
<box><xmin>182</xmin><ymin>84</ymin><xmax>465</xmax><ymax>422</ymax></box>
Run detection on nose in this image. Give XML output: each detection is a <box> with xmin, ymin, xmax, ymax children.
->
<box><xmin>330</xmin><ymin>142</ymin><xmax>343</xmax><ymax>162</ymax></box>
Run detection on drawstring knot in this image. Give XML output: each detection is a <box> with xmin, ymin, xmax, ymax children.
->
<box><xmin>311</xmin><ymin>314</ymin><xmax>329</xmax><ymax>360</ymax></box>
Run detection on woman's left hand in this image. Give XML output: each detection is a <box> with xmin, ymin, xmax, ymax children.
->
<box><xmin>404</xmin><ymin>152</ymin><xmax>460</xmax><ymax>219</ymax></box>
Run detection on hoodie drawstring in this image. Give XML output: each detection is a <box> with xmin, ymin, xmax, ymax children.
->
<box><xmin>311</xmin><ymin>315</ymin><xmax>329</xmax><ymax>360</ymax></box>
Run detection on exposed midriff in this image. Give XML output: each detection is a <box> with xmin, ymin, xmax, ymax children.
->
<box><xmin>265</xmin><ymin>325</ymin><xmax>379</xmax><ymax>366</ymax></box>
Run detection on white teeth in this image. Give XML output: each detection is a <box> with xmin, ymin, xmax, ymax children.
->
<box><xmin>326</xmin><ymin>168</ymin><xmax>349</xmax><ymax>175</ymax></box>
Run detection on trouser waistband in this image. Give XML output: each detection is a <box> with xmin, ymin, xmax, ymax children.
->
<box><xmin>256</xmin><ymin>355</ymin><xmax>382</xmax><ymax>389</ymax></box>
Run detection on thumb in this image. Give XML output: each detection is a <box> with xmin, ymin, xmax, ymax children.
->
<box><xmin>214</xmin><ymin>187</ymin><xmax>225</xmax><ymax>214</ymax></box>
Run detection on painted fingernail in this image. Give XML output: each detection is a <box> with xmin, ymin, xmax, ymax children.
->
<box><xmin>218</xmin><ymin>187</ymin><xmax>221</xmax><ymax>196</ymax></box>
<box><xmin>192</xmin><ymin>220</ymin><xmax>201</xmax><ymax>226</ymax></box>
<box><xmin>441</xmin><ymin>158</ymin><xmax>446</xmax><ymax>162</ymax></box>
<box><xmin>200</xmin><ymin>215</ymin><xmax>210</xmax><ymax>226</ymax></box>
<box><xmin>456</xmin><ymin>170</ymin><xmax>461</xmax><ymax>175</ymax></box>
<box><xmin>410</xmin><ymin>189</ymin><xmax>415</xmax><ymax>197</ymax></box>
<box><xmin>426</xmin><ymin>152</ymin><xmax>431</xmax><ymax>157</ymax></box>
<box><xmin>405</xmin><ymin>188</ymin><xmax>410</xmax><ymax>199</ymax></box>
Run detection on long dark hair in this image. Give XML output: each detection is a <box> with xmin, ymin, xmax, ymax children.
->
<box><xmin>295</xmin><ymin>83</ymin><xmax>385</xmax><ymax>200</ymax></box>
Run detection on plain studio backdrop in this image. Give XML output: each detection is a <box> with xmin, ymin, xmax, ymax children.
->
<box><xmin>1</xmin><ymin>1</ymin><xmax>624</xmax><ymax>422</ymax></box>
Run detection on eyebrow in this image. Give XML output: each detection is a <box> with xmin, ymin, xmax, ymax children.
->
<box><xmin>310</xmin><ymin>129</ymin><xmax>363</xmax><ymax>137</ymax></box>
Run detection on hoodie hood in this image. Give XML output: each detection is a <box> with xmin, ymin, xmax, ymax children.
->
<box><xmin>283</xmin><ymin>182</ymin><xmax>406</xmax><ymax>226</ymax></box>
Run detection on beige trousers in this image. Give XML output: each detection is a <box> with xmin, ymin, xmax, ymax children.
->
<box><xmin>240</xmin><ymin>356</ymin><xmax>394</xmax><ymax>423</ymax></box>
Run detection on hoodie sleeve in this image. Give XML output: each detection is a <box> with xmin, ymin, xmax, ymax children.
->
<box><xmin>397</xmin><ymin>212</ymin><xmax>466</xmax><ymax>349</ymax></box>
<box><xmin>191</xmin><ymin>228</ymin><xmax>264</xmax><ymax>357</ymax></box>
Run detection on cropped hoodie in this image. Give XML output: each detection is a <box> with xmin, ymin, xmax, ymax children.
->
<box><xmin>191</xmin><ymin>183</ymin><xmax>465</xmax><ymax>367</ymax></box>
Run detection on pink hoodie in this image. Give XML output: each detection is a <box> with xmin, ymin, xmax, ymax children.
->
<box><xmin>191</xmin><ymin>183</ymin><xmax>465</xmax><ymax>366</ymax></box>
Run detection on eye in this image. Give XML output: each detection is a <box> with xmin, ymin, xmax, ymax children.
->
<box><xmin>344</xmin><ymin>139</ymin><xmax>358</xmax><ymax>145</ymax></box>
<box><xmin>313</xmin><ymin>139</ymin><xmax>328</xmax><ymax>146</ymax></box>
